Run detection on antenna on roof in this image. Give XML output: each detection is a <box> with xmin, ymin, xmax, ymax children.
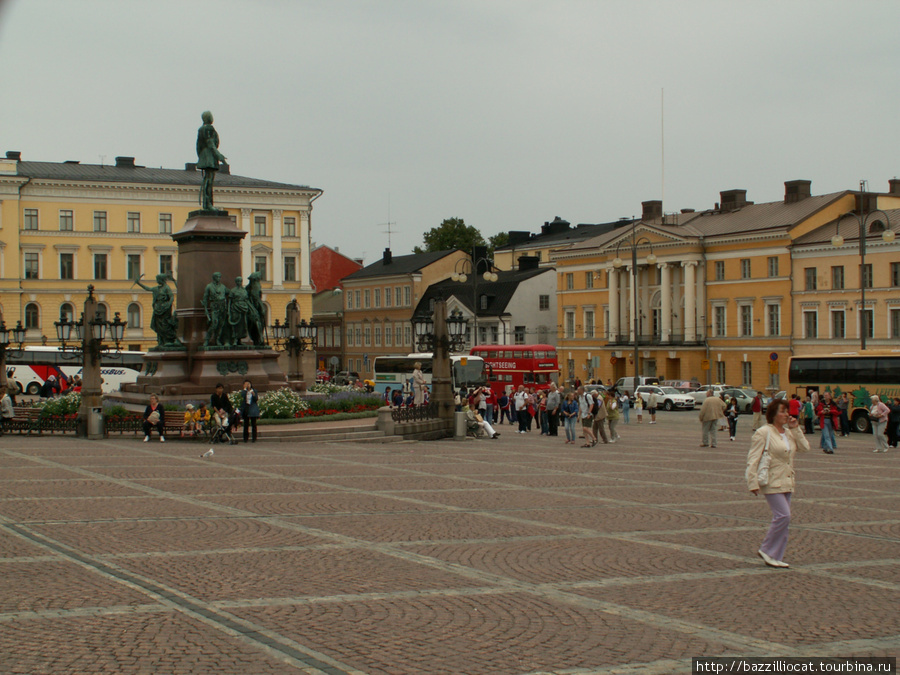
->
<box><xmin>99</xmin><ymin>154</ymin><xmax>106</xmax><ymax>167</ymax></box>
<box><xmin>376</xmin><ymin>193</ymin><xmax>397</xmax><ymax>249</ymax></box>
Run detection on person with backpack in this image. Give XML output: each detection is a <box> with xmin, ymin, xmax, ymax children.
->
<box><xmin>591</xmin><ymin>390</ymin><xmax>609</xmax><ymax>445</ymax></box>
<box><xmin>577</xmin><ymin>386</ymin><xmax>596</xmax><ymax>447</ymax></box>
<box><xmin>605</xmin><ymin>391</ymin><xmax>621</xmax><ymax>442</ymax></box>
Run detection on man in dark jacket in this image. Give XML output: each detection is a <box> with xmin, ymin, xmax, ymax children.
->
<box><xmin>240</xmin><ymin>379</ymin><xmax>260</xmax><ymax>443</ymax></box>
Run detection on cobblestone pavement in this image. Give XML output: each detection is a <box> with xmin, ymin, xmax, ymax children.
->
<box><xmin>1</xmin><ymin>413</ymin><xmax>897</xmax><ymax>674</ymax></box>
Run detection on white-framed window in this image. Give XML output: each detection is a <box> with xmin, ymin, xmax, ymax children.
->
<box><xmin>93</xmin><ymin>211</ymin><xmax>107</xmax><ymax>232</ymax></box>
<box><xmin>384</xmin><ymin>287</ymin><xmax>392</xmax><ymax>307</ymax></box>
<box><xmin>832</xmin><ymin>266</ymin><xmax>844</xmax><ymax>290</ymax></box>
<box><xmin>127</xmin><ymin>212</ymin><xmax>141</xmax><ymax>233</ymax></box>
<box><xmin>861</xmin><ymin>308</ymin><xmax>874</xmax><ymax>339</ymax></box>
<box><xmin>404</xmin><ymin>325</ymin><xmax>412</xmax><ymax>346</ymax></box>
<box><xmin>127</xmin><ymin>302</ymin><xmax>142</xmax><ymax>328</ymax></box>
<box><xmin>767</xmin><ymin>257</ymin><xmax>778</xmax><ymax>277</ymax></box>
<box><xmin>254</xmin><ymin>255</ymin><xmax>267</xmax><ymax>281</ymax></box>
<box><xmin>364</xmin><ymin>289</ymin><xmax>371</xmax><ymax>308</ymax></box>
<box><xmin>804</xmin><ymin>267</ymin><xmax>817</xmax><ymax>290</ymax></box>
<box><xmin>374</xmin><ymin>324</ymin><xmax>382</xmax><ymax>346</ymax></box>
<box><xmin>585</xmin><ymin>272</ymin><xmax>594</xmax><ymax>289</ymax></box>
<box><xmin>565</xmin><ymin>273</ymin><xmax>574</xmax><ymax>290</ymax></box>
<box><xmin>861</xmin><ymin>264</ymin><xmax>873</xmax><ymax>289</ymax></box>
<box><xmin>346</xmin><ymin>326</ymin><xmax>354</xmax><ymax>346</ymax></box>
<box><xmin>354</xmin><ymin>290</ymin><xmax>361</xmax><ymax>309</ymax></box>
<box><xmin>564</xmin><ymin>311</ymin><xmax>575</xmax><ymax>339</ymax></box>
<box><xmin>283</xmin><ymin>216</ymin><xmax>296</xmax><ymax>237</ymax></box>
<box><xmin>740</xmin><ymin>259</ymin><xmax>751</xmax><ymax>279</ymax></box>
<box><xmin>94</xmin><ymin>253</ymin><xmax>108</xmax><ymax>280</ymax></box>
<box><xmin>374</xmin><ymin>288</ymin><xmax>381</xmax><ymax>308</ymax></box>
<box><xmin>23</xmin><ymin>208</ymin><xmax>39</xmax><ymax>230</ymax></box>
<box><xmin>539</xmin><ymin>295</ymin><xmax>550</xmax><ymax>310</ymax></box>
<box><xmin>364</xmin><ymin>325</ymin><xmax>371</xmax><ymax>346</ymax></box>
<box><xmin>345</xmin><ymin>292</ymin><xmax>353</xmax><ymax>310</ymax></box>
<box><xmin>395</xmin><ymin>287</ymin><xmax>402</xmax><ymax>307</ymax></box>
<box><xmin>831</xmin><ymin>310</ymin><xmax>846</xmax><ymax>339</ymax></box>
<box><xmin>355</xmin><ymin>326</ymin><xmax>362</xmax><ymax>346</ymax></box>
<box><xmin>283</xmin><ymin>257</ymin><xmax>296</xmax><ymax>282</ymax></box>
<box><xmin>24</xmin><ymin>251</ymin><xmax>40</xmax><ymax>279</ymax></box>
<box><xmin>385</xmin><ymin>322</ymin><xmax>392</xmax><ymax>346</ymax></box>
<box><xmin>159</xmin><ymin>254</ymin><xmax>173</xmax><ymax>277</ymax></box>
<box><xmin>396</xmin><ymin>325</ymin><xmax>403</xmax><ymax>347</ymax></box>
<box><xmin>159</xmin><ymin>213</ymin><xmax>173</xmax><ymax>234</ymax></box>
<box><xmin>892</xmin><ymin>263</ymin><xmax>900</xmax><ymax>288</ymax></box>
<box><xmin>59</xmin><ymin>253</ymin><xmax>74</xmax><ymax>280</ymax></box>
<box><xmin>716</xmin><ymin>361</ymin><xmax>726</xmax><ymax>383</ymax></box>
<box><xmin>59</xmin><ymin>209</ymin><xmax>74</xmax><ymax>231</ymax></box>
<box><xmin>803</xmin><ymin>310</ymin><xmax>817</xmax><ymax>339</ymax></box>
<box><xmin>739</xmin><ymin>305</ymin><xmax>753</xmax><ymax>337</ymax></box>
<box><xmin>714</xmin><ymin>261</ymin><xmax>725</xmax><ymax>281</ymax></box>
<box><xmin>403</xmin><ymin>286</ymin><xmax>411</xmax><ymax>306</ymax></box>
<box><xmin>891</xmin><ymin>308</ymin><xmax>900</xmax><ymax>339</ymax></box>
<box><xmin>714</xmin><ymin>305</ymin><xmax>726</xmax><ymax>337</ymax></box>
<box><xmin>741</xmin><ymin>361</ymin><xmax>752</xmax><ymax>387</ymax></box>
<box><xmin>254</xmin><ymin>215</ymin><xmax>267</xmax><ymax>236</ymax></box>
<box><xmin>334</xmin><ymin>325</ymin><xmax>341</xmax><ymax>347</ymax></box>
<box><xmin>766</xmin><ymin>303</ymin><xmax>780</xmax><ymax>337</ymax></box>
<box><xmin>126</xmin><ymin>254</ymin><xmax>141</xmax><ymax>280</ymax></box>
<box><xmin>584</xmin><ymin>309</ymin><xmax>594</xmax><ymax>338</ymax></box>
<box><xmin>513</xmin><ymin>326</ymin><xmax>525</xmax><ymax>344</ymax></box>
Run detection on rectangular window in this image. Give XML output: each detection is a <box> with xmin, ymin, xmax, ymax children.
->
<box><xmin>283</xmin><ymin>216</ymin><xmax>296</xmax><ymax>237</ymax></box>
<box><xmin>334</xmin><ymin>325</ymin><xmax>341</xmax><ymax>347</ymax></box>
<box><xmin>831</xmin><ymin>310</ymin><xmax>845</xmax><ymax>339</ymax></box>
<box><xmin>127</xmin><ymin>212</ymin><xmax>141</xmax><ymax>233</ymax></box>
<box><xmin>513</xmin><ymin>326</ymin><xmax>525</xmax><ymax>345</ymax></box>
<box><xmin>584</xmin><ymin>310</ymin><xmax>595</xmax><ymax>338</ymax></box>
<box><xmin>374</xmin><ymin>288</ymin><xmax>381</xmax><ymax>308</ymax></box>
<box><xmin>585</xmin><ymin>272</ymin><xmax>594</xmax><ymax>289</ymax></box>
<box><xmin>374</xmin><ymin>325</ymin><xmax>381</xmax><ymax>346</ymax></box>
<box><xmin>714</xmin><ymin>306</ymin><xmax>726</xmax><ymax>337</ymax></box>
<box><xmin>804</xmin><ymin>267</ymin><xmax>817</xmax><ymax>290</ymax></box>
<box><xmin>396</xmin><ymin>325</ymin><xmax>403</xmax><ymax>347</ymax></box>
<box><xmin>862</xmin><ymin>308</ymin><xmax>874</xmax><ymax>339</ymax></box>
<box><xmin>93</xmin><ymin>211</ymin><xmax>107</xmax><ymax>232</ymax></box>
<box><xmin>345</xmin><ymin>292</ymin><xmax>353</xmax><ymax>310</ymax></box>
<box><xmin>23</xmin><ymin>208</ymin><xmax>38</xmax><ymax>230</ymax></box>
<box><xmin>565</xmin><ymin>311</ymin><xmax>575</xmax><ymax>339</ymax></box>
<box><xmin>832</xmin><ymin>266</ymin><xmax>844</xmax><ymax>290</ymax></box>
<box><xmin>126</xmin><ymin>254</ymin><xmax>141</xmax><ymax>280</ymax></box>
<box><xmin>861</xmin><ymin>263</ymin><xmax>873</xmax><ymax>289</ymax></box>
<box><xmin>404</xmin><ymin>325</ymin><xmax>412</xmax><ymax>346</ymax></box>
<box><xmin>355</xmin><ymin>326</ymin><xmax>362</xmax><ymax>346</ymax></box>
<box><xmin>94</xmin><ymin>254</ymin><xmax>108</xmax><ymax>280</ymax></box>
<box><xmin>716</xmin><ymin>361</ymin><xmax>726</xmax><ymax>383</ymax></box>
<box><xmin>254</xmin><ymin>215</ymin><xmax>267</xmax><ymax>236</ymax></box>
<box><xmin>803</xmin><ymin>311</ymin><xmax>818</xmax><ymax>339</ymax></box>
<box><xmin>539</xmin><ymin>295</ymin><xmax>550</xmax><ymax>310</ymax></box>
<box><xmin>59</xmin><ymin>209</ymin><xmax>74</xmax><ymax>231</ymax></box>
<box><xmin>491</xmin><ymin>325</ymin><xmax>499</xmax><ymax>343</ymax></box>
<box><xmin>741</xmin><ymin>362</ymin><xmax>752</xmax><ymax>387</ymax></box>
<box><xmin>891</xmin><ymin>262</ymin><xmax>900</xmax><ymax>288</ymax></box>
<box><xmin>24</xmin><ymin>253</ymin><xmax>40</xmax><ymax>279</ymax></box>
<box><xmin>346</xmin><ymin>326</ymin><xmax>353</xmax><ymax>346</ymax></box>
<box><xmin>740</xmin><ymin>259</ymin><xmax>751</xmax><ymax>279</ymax></box>
<box><xmin>395</xmin><ymin>287</ymin><xmax>402</xmax><ymax>307</ymax></box>
<box><xmin>740</xmin><ymin>305</ymin><xmax>753</xmax><ymax>337</ymax></box>
<box><xmin>254</xmin><ymin>255</ymin><xmax>267</xmax><ymax>281</ymax></box>
<box><xmin>355</xmin><ymin>290</ymin><xmax>361</xmax><ymax>309</ymax></box>
<box><xmin>283</xmin><ymin>257</ymin><xmax>296</xmax><ymax>282</ymax></box>
<box><xmin>565</xmin><ymin>273</ymin><xmax>574</xmax><ymax>290</ymax></box>
<box><xmin>404</xmin><ymin>286</ymin><xmax>411</xmax><ymax>306</ymax></box>
<box><xmin>385</xmin><ymin>323</ymin><xmax>392</xmax><ymax>346</ymax></box>
<box><xmin>715</xmin><ymin>261</ymin><xmax>725</xmax><ymax>281</ymax></box>
<box><xmin>384</xmin><ymin>287</ymin><xmax>392</xmax><ymax>307</ymax></box>
<box><xmin>159</xmin><ymin>213</ymin><xmax>172</xmax><ymax>234</ymax></box>
<box><xmin>59</xmin><ymin>253</ymin><xmax>74</xmax><ymax>279</ymax></box>
<box><xmin>766</xmin><ymin>304</ymin><xmax>780</xmax><ymax>336</ymax></box>
<box><xmin>159</xmin><ymin>254</ymin><xmax>173</xmax><ymax>276</ymax></box>
<box><xmin>891</xmin><ymin>308</ymin><xmax>900</xmax><ymax>339</ymax></box>
<box><xmin>767</xmin><ymin>256</ymin><xmax>778</xmax><ymax>277</ymax></box>
<box><xmin>364</xmin><ymin>289</ymin><xmax>371</xmax><ymax>308</ymax></box>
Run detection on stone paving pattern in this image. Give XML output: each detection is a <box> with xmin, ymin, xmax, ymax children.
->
<box><xmin>1</xmin><ymin>414</ymin><xmax>898</xmax><ymax>674</ymax></box>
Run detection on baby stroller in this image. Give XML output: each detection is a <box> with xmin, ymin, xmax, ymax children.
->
<box><xmin>209</xmin><ymin>411</ymin><xmax>238</xmax><ymax>445</ymax></box>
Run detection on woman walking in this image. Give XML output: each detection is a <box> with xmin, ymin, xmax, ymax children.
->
<box><xmin>561</xmin><ymin>392</ymin><xmax>579</xmax><ymax>444</ymax></box>
<box><xmin>800</xmin><ymin>396</ymin><xmax>814</xmax><ymax>435</ymax></box>
<box><xmin>606</xmin><ymin>391</ymin><xmax>621</xmax><ymax>442</ymax></box>
<box><xmin>726</xmin><ymin>396</ymin><xmax>740</xmax><ymax>441</ymax></box>
<box><xmin>869</xmin><ymin>395</ymin><xmax>890</xmax><ymax>453</ymax></box>
<box><xmin>746</xmin><ymin>398</ymin><xmax>810</xmax><ymax>568</ymax></box>
<box><xmin>816</xmin><ymin>392</ymin><xmax>839</xmax><ymax>454</ymax></box>
<box><xmin>633</xmin><ymin>393</ymin><xmax>643</xmax><ymax>424</ymax></box>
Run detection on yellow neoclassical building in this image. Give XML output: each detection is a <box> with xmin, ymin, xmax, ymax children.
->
<box><xmin>0</xmin><ymin>152</ymin><xmax>321</xmax><ymax>350</ymax></box>
<box><xmin>552</xmin><ymin>181</ymin><xmax>900</xmax><ymax>392</ymax></box>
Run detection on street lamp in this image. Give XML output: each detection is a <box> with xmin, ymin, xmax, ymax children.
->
<box><xmin>0</xmin><ymin>318</ymin><xmax>27</xmax><ymax>391</ymax></box>
<box><xmin>56</xmin><ymin>293</ymin><xmax>126</xmax><ymax>365</ymax></box>
<box><xmin>450</xmin><ymin>249</ymin><xmax>498</xmax><ymax>347</ymax></box>
<box><xmin>270</xmin><ymin>317</ymin><xmax>318</xmax><ymax>357</ymax></box>
<box><xmin>413</xmin><ymin>308</ymin><xmax>468</xmax><ymax>355</ymax></box>
<box><xmin>830</xmin><ymin>195</ymin><xmax>893</xmax><ymax>350</ymax></box>
<box><xmin>612</xmin><ymin>221</ymin><xmax>656</xmax><ymax>383</ymax></box>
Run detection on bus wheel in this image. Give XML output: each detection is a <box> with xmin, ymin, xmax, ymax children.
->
<box><xmin>26</xmin><ymin>382</ymin><xmax>41</xmax><ymax>396</ymax></box>
<box><xmin>852</xmin><ymin>412</ymin><xmax>871</xmax><ymax>434</ymax></box>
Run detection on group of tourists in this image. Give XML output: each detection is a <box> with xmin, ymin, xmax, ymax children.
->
<box><xmin>784</xmin><ymin>390</ymin><xmax>899</xmax><ymax>454</ymax></box>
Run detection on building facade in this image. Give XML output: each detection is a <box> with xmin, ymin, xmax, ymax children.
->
<box><xmin>553</xmin><ymin>183</ymin><xmax>900</xmax><ymax>392</ymax></box>
<box><xmin>0</xmin><ymin>152</ymin><xmax>321</xmax><ymax>350</ymax></box>
<box><xmin>340</xmin><ymin>248</ymin><xmax>468</xmax><ymax>378</ymax></box>
<box><xmin>310</xmin><ymin>244</ymin><xmax>363</xmax><ymax>292</ymax></box>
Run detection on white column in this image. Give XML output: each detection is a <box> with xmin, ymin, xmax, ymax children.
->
<box><xmin>272</xmin><ymin>209</ymin><xmax>283</xmax><ymax>288</ymax></box>
<box><xmin>683</xmin><ymin>261</ymin><xmax>697</xmax><ymax>342</ymax></box>
<box><xmin>639</xmin><ymin>266</ymin><xmax>650</xmax><ymax>338</ymax></box>
<box><xmin>241</xmin><ymin>208</ymin><xmax>252</xmax><ymax>279</ymax></box>
<box><xmin>696</xmin><ymin>261</ymin><xmax>706</xmax><ymax>339</ymax></box>
<box><xmin>608</xmin><ymin>267</ymin><xmax>619</xmax><ymax>339</ymax></box>
<box><xmin>659</xmin><ymin>262</ymin><xmax>672</xmax><ymax>342</ymax></box>
<box><xmin>628</xmin><ymin>265</ymin><xmax>636</xmax><ymax>342</ymax></box>
<box><xmin>300</xmin><ymin>211</ymin><xmax>312</xmax><ymax>290</ymax></box>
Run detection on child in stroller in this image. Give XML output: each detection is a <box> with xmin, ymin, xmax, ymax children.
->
<box><xmin>209</xmin><ymin>409</ymin><xmax>239</xmax><ymax>445</ymax></box>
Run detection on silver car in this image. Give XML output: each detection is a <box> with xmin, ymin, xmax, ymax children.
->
<box><xmin>635</xmin><ymin>385</ymin><xmax>696</xmax><ymax>411</ymax></box>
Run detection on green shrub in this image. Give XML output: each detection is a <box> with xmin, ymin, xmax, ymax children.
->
<box><xmin>38</xmin><ymin>391</ymin><xmax>81</xmax><ymax>417</ymax></box>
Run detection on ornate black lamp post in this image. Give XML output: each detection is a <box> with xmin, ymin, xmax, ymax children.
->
<box><xmin>451</xmin><ymin>251</ymin><xmax>498</xmax><ymax>347</ymax></box>
<box><xmin>0</xmin><ymin>318</ymin><xmax>27</xmax><ymax>391</ymax></box>
<box><xmin>271</xmin><ymin>301</ymin><xmax>318</xmax><ymax>383</ymax></box>
<box><xmin>411</xmin><ymin>303</ymin><xmax>469</xmax><ymax>421</ymax></box>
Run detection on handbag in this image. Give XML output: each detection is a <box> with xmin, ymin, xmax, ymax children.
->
<box><xmin>757</xmin><ymin>429</ymin><xmax>772</xmax><ymax>487</ymax></box>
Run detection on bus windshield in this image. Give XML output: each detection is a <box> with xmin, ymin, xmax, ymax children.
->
<box><xmin>453</xmin><ymin>359</ymin><xmax>487</xmax><ymax>389</ymax></box>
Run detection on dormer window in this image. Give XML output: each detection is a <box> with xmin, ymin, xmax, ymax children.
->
<box><xmin>479</xmin><ymin>295</ymin><xmax>489</xmax><ymax>310</ymax></box>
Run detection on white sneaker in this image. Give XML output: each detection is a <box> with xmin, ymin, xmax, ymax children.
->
<box><xmin>160</xmin><ymin>437</ymin><xmax>166</xmax><ymax>443</ymax></box>
<box><xmin>731</xmin><ymin>437</ymin><xmax>735</xmax><ymax>441</ymax></box>
<box><xmin>143</xmin><ymin>436</ymin><xmax>149</xmax><ymax>442</ymax></box>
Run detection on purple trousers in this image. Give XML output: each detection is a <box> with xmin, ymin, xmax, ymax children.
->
<box><xmin>760</xmin><ymin>492</ymin><xmax>792</xmax><ymax>562</ymax></box>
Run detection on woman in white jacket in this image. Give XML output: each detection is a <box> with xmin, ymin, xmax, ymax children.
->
<box><xmin>746</xmin><ymin>398</ymin><xmax>810</xmax><ymax>568</ymax></box>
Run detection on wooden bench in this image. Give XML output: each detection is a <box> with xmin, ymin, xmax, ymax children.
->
<box><xmin>7</xmin><ymin>408</ymin><xmax>52</xmax><ymax>434</ymax></box>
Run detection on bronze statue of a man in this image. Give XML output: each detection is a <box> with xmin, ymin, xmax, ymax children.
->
<box><xmin>135</xmin><ymin>273</ymin><xmax>178</xmax><ymax>347</ymax></box>
<box><xmin>202</xmin><ymin>272</ymin><xmax>229</xmax><ymax>346</ymax></box>
<box><xmin>227</xmin><ymin>276</ymin><xmax>252</xmax><ymax>346</ymax></box>
<box><xmin>196</xmin><ymin>111</ymin><xmax>226</xmax><ymax>211</ymax></box>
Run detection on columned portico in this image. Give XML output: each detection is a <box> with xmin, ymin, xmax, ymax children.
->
<box><xmin>272</xmin><ymin>209</ymin><xmax>283</xmax><ymax>288</ymax></box>
<box><xmin>659</xmin><ymin>262</ymin><xmax>672</xmax><ymax>342</ymax></box>
<box><xmin>627</xmin><ymin>264</ymin><xmax>636</xmax><ymax>342</ymax></box>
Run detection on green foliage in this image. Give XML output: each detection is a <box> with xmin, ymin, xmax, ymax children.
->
<box><xmin>414</xmin><ymin>218</ymin><xmax>485</xmax><ymax>254</ymax></box>
<box><xmin>103</xmin><ymin>404</ymin><xmax>131</xmax><ymax>419</ymax></box>
<box><xmin>304</xmin><ymin>393</ymin><xmax>383</xmax><ymax>413</ymax></box>
<box><xmin>308</xmin><ymin>382</ymin><xmax>360</xmax><ymax>395</ymax></box>
<box><xmin>257</xmin><ymin>388</ymin><xmax>310</xmax><ymax>419</ymax></box>
<box><xmin>487</xmin><ymin>231</ymin><xmax>509</xmax><ymax>255</ymax></box>
<box><xmin>38</xmin><ymin>391</ymin><xmax>81</xmax><ymax>417</ymax></box>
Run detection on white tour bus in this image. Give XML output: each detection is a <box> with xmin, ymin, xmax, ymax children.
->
<box><xmin>372</xmin><ymin>353</ymin><xmax>488</xmax><ymax>396</ymax></box>
<box><xmin>6</xmin><ymin>346</ymin><xmax>145</xmax><ymax>395</ymax></box>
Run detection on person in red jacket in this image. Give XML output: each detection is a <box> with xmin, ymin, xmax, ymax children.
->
<box><xmin>816</xmin><ymin>391</ymin><xmax>840</xmax><ymax>454</ymax></box>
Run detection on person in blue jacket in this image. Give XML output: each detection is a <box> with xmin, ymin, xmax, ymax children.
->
<box><xmin>240</xmin><ymin>379</ymin><xmax>260</xmax><ymax>443</ymax></box>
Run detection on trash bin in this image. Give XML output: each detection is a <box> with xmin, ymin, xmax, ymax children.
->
<box><xmin>454</xmin><ymin>411</ymin><xmax>467</xmax><ymax>440</ymax></box>
<box><xmin>88</xmin><ymin>407</ymin><xmax>104</xmax><ymax>437</ymax></box>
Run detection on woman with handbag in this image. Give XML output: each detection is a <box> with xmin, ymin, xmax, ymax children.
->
<box><xmin>746</xmin><ymin>398</ymin><xmax>810</xmax><ymax>568</ymax></box>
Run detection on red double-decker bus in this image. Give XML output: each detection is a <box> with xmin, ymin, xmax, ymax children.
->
<box><xmin>469</xmin><ymin>344</ymin><xmax>560</xmax><ymax>395</ymax></box>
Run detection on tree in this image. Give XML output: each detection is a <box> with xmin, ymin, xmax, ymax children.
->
<box><xmin>414</xmin><ymin>218</ymin><xmax>485</xmax><ymax>254</ymax></box>
<box><xmin>487</xmin><ymin>231</ymin><xmax>509</xmax><ymax>256</ymax></box>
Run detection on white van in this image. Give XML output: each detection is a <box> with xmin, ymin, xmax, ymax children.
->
<box><xmin>614</xmin><ymin>376</ymin><xmax>660</xmax><ymax>397</ymax></box>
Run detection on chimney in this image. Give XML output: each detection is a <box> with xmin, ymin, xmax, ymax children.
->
<box><xmin>5</xmin><ymin>151</ymin><xmax>21</xmax><ymax>160</ymax></box>
<box><xmin>115</xmin><ymin>156</ymin><xmax>135</xmax><ymax>168</ymax></box>
<box><xmin>382</xmin><ymin>248</ymin><xmax>392</xmax><ymax>265</ymax></box>
<box><xmin>889</xmin><ymin>179</ymin><xmax>900</xmax><ymax>195</ymax></box>
<box><xmin>719</xmin><ymin>189</ymin><xmax>749</xmax><ymax>211</ymax></box>
<box><xmin>518</xmin><ymin>256</ymin><xmax>540</xmax><ymax>270</ymax></box>
<box><xmin>541</xmin><ymin>216</ymin><xmax>570</xmax><ymax>236</ymax></box>
<box><xmin>507</xmin><ymin>230</ymin><xmax>530</xmax><ymax>246</ymax></box>
<box><xmin>185</xmin><ymin>162</ymin><xmax>197</xmax><ymax>171</ymax></box>
<box><xmin>641</xmin><ymin>200</ymin><xmax>663</xmax><ymax>222</ymax></box>
<box><xmin>784</xmin><ymin>180</ymin><xmax>811</xmax><ymax>204</ymax></box>
<box><xmin>681</xmin><ymin>208</ymin><xmax>695</xmax><ymax>213</ymax></box>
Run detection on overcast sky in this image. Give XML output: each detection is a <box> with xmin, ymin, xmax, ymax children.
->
<box><xmin>2</xmin><ymin>0</ymin><xmax>898</xmax><ymax>262</ymax></box>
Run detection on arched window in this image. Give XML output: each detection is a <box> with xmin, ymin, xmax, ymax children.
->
<box><xmin>127</xmin><ymin>302</ymin><xmax>142</xmax><ymax>328</ymax></box>
<box><xmin>95</xmin><ymin>303</ymin><xmax>108</xmax><ymax>322</ymax></box>
<box><xmin>25</xmin><ymin>302</ymin><xmax>40</xmax><ymax>329</ymax></box>
<box><xmin>869</xmin><ymin>220</ymin><xmax>886</xmax><ymax>234</ymax></box>
<box><xmin>59</xmin><ymin>302</ymin><xmax>75</xmax><ymax>322</ymax></box>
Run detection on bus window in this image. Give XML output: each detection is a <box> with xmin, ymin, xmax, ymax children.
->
<box><xmin>503</xmin><ymin>351</ymin><xmax>513</xmax><ymax>358</ymax></box>
<box><xmin>513</xmin><ymin>351</ymin><xmax>523</xmax><ymax>358</ymax></box>
<box><xmin>547</xmin><ymin>351</ymin><xmax>557</xmax><ymax>360</ymax></box>
<box><xmin>534</xmin><ymin>351</ymin><xmax>545</xmax><ymax>358</ymax></box>
<box><xmin>488</xmin><ymin>351</ymin><xmax>498</xmax><ymax>358</ymax></box>
<box><xmin>535</xmin><ymin>373</ymin><xmax>549</xmax><ymax>383</ymax></box>
<box><xmin>524</xmin><ymin>372</ymin><xmax>535</xmax><ymax>383</ymax></box>
<box><xmin>877</xmin><ymin>358</ymin><xmax>900</xmax><ymax>383</ymax></box>
<box><xmin>844</xmin><ymin>358</ymin><xmax>875</xmax><ymax>384</ymax></box>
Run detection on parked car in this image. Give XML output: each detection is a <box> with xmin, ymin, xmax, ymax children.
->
<box><xmin>688</xmin><ymin>384</ymin><xmax>730</xmax><ymax>404</ymax></box>
<box><xmin>634</xmin><ymin>385</ymin><xmax>696</xmax><ymax>411</ymax></box>
<box><xmin>661</xmin><ymin>379</ymin><xmax>702</xmax><ymax>393</ymax></box>
<box><xmin>584</xmin><ymin>384</ymin><xmax>608</xmax><ymax>397</ymax></box>
<box><xmin>720</xmin><ymin>388</ymin><xmax>758</xmax><ymax>413</ymax></box>
<box><xmin>332</xmin><ymin>371</ymin><xmax>360</xmax><ymax>386</ymax></box>
<box><xmin>614</xmin><ymin>376</ymin><xmax>660</xmax><ymax>397</ymax></box>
